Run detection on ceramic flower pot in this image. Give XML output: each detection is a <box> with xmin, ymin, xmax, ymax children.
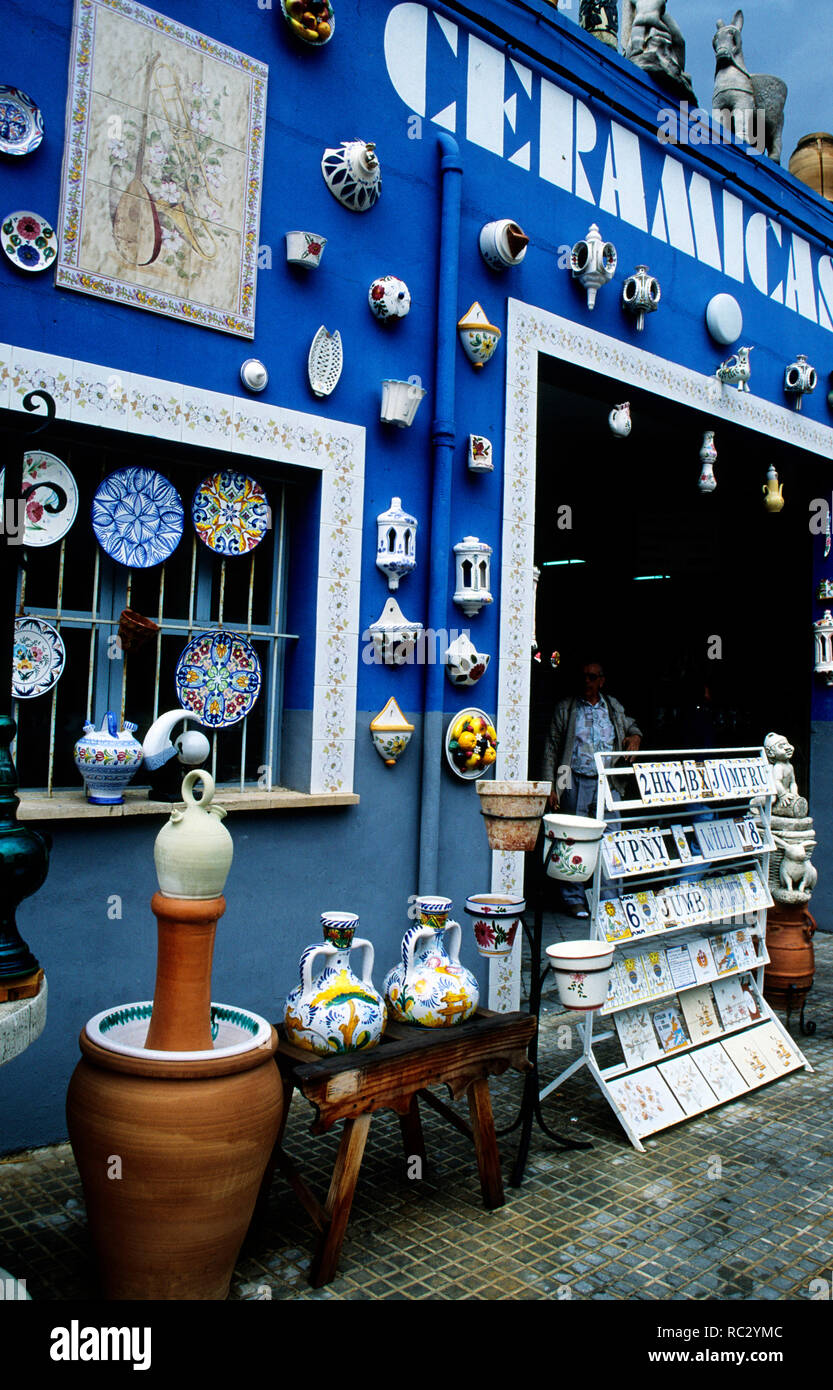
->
<box><xmin>542</xmin><ymin>812</ymin><xmax>608</xmax><ymax>882</ymax></box>
<box><xmin>457</xmin><ymin>302</ymin><xmax>501</xmax><ymax>369</ymax></box>
<box><xmin>284</xmin><ymin>912</ymin><xmax>387</xmax><ymax>1054</ymax></box>
<box><xmin>444</xmin><ymin>631</ymin><xmax>490</xmax><ymax>687</ymax></box>
<box><xmin>476</xmin><ymin>780</ymin><xmax>549</xmax><ymax>851</ymax></box>
<box><xmin>479</xmin><ymin>219</ymin><xmax>529</xmax><ymax>270</ymax></box>
<box><xmin>384</xmin><ymin>896</ymin><xmax>479</xmax><ymax>1027</ymax></box>
<box><xmin>545</xmin><ymin>940</ymin><xmax>615</xmax><ymax>1011</ymax></box>
<box><xmin>464</xmin><ymin>894</ymin><xmax>525</xmax><ymax>958</ymax></box>
<box><xmin>369</xmin><ymin>697</ymin><xmax>414</xmax><ymax>766</ymax></box>
<box><xmin>73</xmin><ymin>712</ymin><xmax>144</xmax><ymax>804</ymax></box>
<box><xmin>153</xmin><ymin>770</ymin><xmax>233</xmax><ymax>900</ymax></box>
<box><xmin>321</xmin><ymin>140</ymin><xmax>381</xmax><ymax>212</ymax></box>
<box><xmin>285</xmin><ymin>231</ymin><xmax>327</xmax><ymax>268</ymax></box>
<box><xmin>117</xmin><ymin>608</ymin><xmax>159</xmax><ymax>653</ymax></box>
<box><xmin>380</xmin><ymin>379</ymin><xmax>425</xmax><ymax>427</ymax></box>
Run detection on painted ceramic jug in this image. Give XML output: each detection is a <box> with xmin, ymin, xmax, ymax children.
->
<box><xmin>384</xmin><ymin>896</ymin><xmax>479</xmax><ymax>1027</ymax></box>
<box><xmin>154</xmin><ymin>769</ymin><xmax>233</xmax><ymax>900</ymax></box>
<box><xmin>763</xmin><ymin>465</ymin><xmax>785</xmax><ymax>513</ymax></box>
<box><xmin>284</xmin><ymin>913</ymin><xmax>387</xmax><ymax>1055</ymax></box>
<box><xmin>73</xmin><ymin>711</ymin><xmax>143</xmax><ymax>804</ymax></box>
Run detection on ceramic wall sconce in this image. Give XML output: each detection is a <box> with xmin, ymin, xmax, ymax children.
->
<box><xmin>570</xmin><ymin>224</ymin><xmax>616</xmax><ymax>309</ymax></box>
<box><xmin>814</xmin><ymin>610</ymin><xmax>833</xmax><ymax>683</ymax></box>
<box><xmin>240</xmin><ymin>359</ymin><xmax>269</xmax><ymax>393</ymax></box>
<box><xmin>608</xmin><ymin>402</ymin><xmax>631</xmax><ymax>437</ymax></box>
<box><xmin>706</xmin><ymin>292</ymin><xmax>743</xmax><ymax>345</ymax></box>
<box><xmin>368</xmin><ymin>275</ymin><xmax>410</xmax><ymax>321</ymax></box>
<box><xmin>321</xmin><ymin>140</ymin><xmax>381</xmax><ymax>212</ymax></box>
<box><xmin>380</xmin><ymin>378</ymin><xmax>425</xmax><ymax>427</ymax></box>
<box><xmin>368</xmin><ymin>596</ymin><xmax>424</xmax><ymax>665</ymax></box>
<box><xmin>468</xmin><ymin>435</ymin><xmax>493</xmax><ymax>472</ymax></box>
<box><xmin>698</xmin><ymin>431</ymin><xmax>717</xmax><ymax>492</ymax></box>
<box><xmin>444</xmin><ymin>631</ymin><xmax>490</xmax><ymax>687</ymax></box>
<box><xmin>376</xmin><ymin>497</ymin><xmax>417</xmax><ymax>590</ymax></box>
<box><xmin>285</xmin><ymin>231</ymin><xmax>327</xmax><ymax>268</ymax></box>
<box><xmin>621</xmin><ymin>264</ymin><xmax>660</xmax><ymax>331</ymax></box>
<box><xmin>457</xmin><ymin>302</ymin><xmax>501</xmax><ymax>369</ymax></box>
<box><xmin>763</xmin><ymin>464</ymin><xmax>784</xmax><ymax>513</ymax></box>
<box><xmin>453</xmin><ymin>536</ymin><xmax>493</xmax><ymax>617</ymax></box>
<box><xmin>716</xmin><ymin>346</ymin><xmax>752</xmax><ymax>391</ymax></box>
<box><xmin>784</xmin><ymin>354</ymin><xmax>817</xmax><ymax>410</ymax></box>
<box><xmin>308</xmin><ymin>326</ymin><xmax>343</xmax><ymax>397</ymax></box>
<box><xmin>370</xmin><ymin>697</ymin><xmax>415</xmax><ymax>766</ymax></box>
<box><xmin>479</xmin><ymin>219</ymin><xmax>529</xmax><ymax>270</ymax></box>
<box><xmin>281</xmin><ymin>0</ymin><xmax>334</xmax><ymax>45</ymax></box>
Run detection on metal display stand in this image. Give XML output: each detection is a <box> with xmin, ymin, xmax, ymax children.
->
<box><xmin>539</xmin><ymin>746</ymin><xmax>812</xmax><ymax>1153</ymax></box>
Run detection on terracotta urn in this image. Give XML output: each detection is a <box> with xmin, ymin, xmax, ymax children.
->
<box><xmin>476</xmin><ymin>780</ymin><xmax>549</xmax><ymax>851</ymax></box>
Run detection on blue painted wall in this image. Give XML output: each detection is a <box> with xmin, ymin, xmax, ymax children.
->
<box><xmin>3</xmin><ymin>0</ymin><xmax>833</xmax><ymax>1150</ymax></box>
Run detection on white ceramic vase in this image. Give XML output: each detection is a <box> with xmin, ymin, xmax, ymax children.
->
<box><xmin>153</xmin><ymin>770</ymin><xmax>233</xmax><ymax>900</ymax></box>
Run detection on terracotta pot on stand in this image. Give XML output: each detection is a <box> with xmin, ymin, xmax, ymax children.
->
<box><xmin>66</xmin><ymin>771</ymin><xmax>283</xmax><ymax>1300</ymax></box>
<box><xmin>763</xmin><ymin>902</ymin><xmax>817</xmax><ymax>1035</ymax></box>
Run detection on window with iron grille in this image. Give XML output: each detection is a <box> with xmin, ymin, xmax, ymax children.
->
<box><xmin>7</xmin><ymin>421</ymin><xmax>297</xmax><ymax>794</ymax></box>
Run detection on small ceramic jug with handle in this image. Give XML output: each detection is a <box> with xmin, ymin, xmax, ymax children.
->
<box><xmin>153</xmin><ymin>769</ymin><xmax>233</xmax><ymax>900</ymax></box>
<box><xmin>384</xmin><ymin>896</ymin><xmax>479</xmax><ymax>1027</ymax></box>
<box><xmin>284</xmin><ymin>913</ymin><xmax>387</xmax><ymax>1055</ymax></box>
<box><xmin>73</xmin><ymin>711</ymin><xmax>143</xmax><ymax>804</ymax></box>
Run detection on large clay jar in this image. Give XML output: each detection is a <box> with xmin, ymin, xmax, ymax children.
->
<box><xmin>384</xmin><ymin>896</ymin><xmax>479</xmax><ymax>1027</ymax></box>
<box><xmin>284</xmin><ymin>912</ymin><xmax>387</xmax><ymax>1055</ymax></box>
<box><xmin>764</xmin><ymin>904</ymin><xmax>816</xmax><ymax>1013</ymax></box>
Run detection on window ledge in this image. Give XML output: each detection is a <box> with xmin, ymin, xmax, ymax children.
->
<box><xmin>16</xmin><ymin>788</ymin><xmax>360</xmax><ymax>821</ymax></box>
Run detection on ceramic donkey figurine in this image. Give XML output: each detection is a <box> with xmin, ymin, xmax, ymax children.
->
<box><xmin>712</xmin><ymin>10</ymin><xmax>787</xmax><ymax>162</ymax></box>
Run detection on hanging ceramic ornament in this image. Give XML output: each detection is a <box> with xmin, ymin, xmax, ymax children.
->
<box><xmin>321</xmin><ymin>140</ymin><xmax>381</xmax><ymax>212</ymax></box>
<box><xmin>376</xmin><ymin>497</ymin><xmax>417</xmax><ymax>589</ymax></box>
<box><xmin>240</xmin><ymin>359</ymin><xmax>268</xmax><ymax>392</ymax></box>
<box><xmin>12</xmin><ymin>617</ymin><xmax>65</xmax><ymax>699</ymax></box>
<box><xmin>444</xmin><ymin>631</ymin><xmax>490</xmax><ymax>687</ymax></box>
<box><xmin>0</xmin><ymin>86</ymin><xmax>44</xmax><ymax>156</ymax></box>
<box><xmin>368</xmin><ymin>596</ymin><xmax>423</xmax><ymax>665</ymax></box>
<box><xmin>621</xmin><ymin>264</ymin><xmax>660</xmax><ymax>331</ymax></box>
<box><xmin>698</xmin><ymin>431</ymin><xmax>717</xmax><ymax>492</ymax></box>
<box><xmin>706</xmin><ymin>293</ymin><xmax>743</xmax><ymax>345</ymax></box>
<box><xmin>368</xmin><ymin>275</ymin><xmax>410</xmax><ymax>321</ymax></box>
<box><xmin>280</xmin><ymin>0</ymin><xmax>334</xmax><ymax>45</ymax></box>
<box><xmin>285</xmin><ymin>231</ymin><xmax>327</xmax><ymax>268</ymax></box>
<box><xmin>716</xmin><ymin>346</ymin><xmax>752</xmax><ymax>391</ymax></box>
<box><xmin>479</xmin><ymin>219</ymin><xmax>529</xmax><ymax>270</ymax></box>
<box><xmin>0</xmin><ymin>450</ymin><xmax>78</xmax><ymax>547</ymax></box>
<box><xmin>380</xmin><ymin>379</ymin><xmax>425</xmax><ymax>427</ymax></box>
<box><xmin>457</xmin><ymin>302</ymin><xmax>501</xmax><ymax>369</ymax></box>
<box><xmin>784</xmin><ymin>354</ymin><xmax>817</xmax><ymax>410</ymax></box>
<box><xmin>608</xmin><ymin>402</ymin><xmax>631</xmax><ymax>437</ymax></box>
<box><xmin>1</xmin><ymin>210</ymin><xmax>57</xmax><ymax>272</ymax></box>
<box><xmin>370</xmin><ymin>698</ymin><xmax>415</xmax><ymax>766</ymax></box>
<box><xmin>453</xmin><ymin>536</ymin><xmax>492</xmax><ymax>616</ymax></box>
<box><xmin>308</xmin><ymin>326</ymin><xmax>343</xmax><ymax>397</ymax></box>
<box><xmin>468</xmin><ymin>435</ymin><xmax>493</xmax><ymax>472</ymax></box>
<box><xmin>762</xmin><ymin>465</ymin><xmax>784</xmax><ymax>513</ymax></box>
<box><xmin>570</xmin><ymin>224</ymin><xmax>616</xmax><ymax>309</ymax></box>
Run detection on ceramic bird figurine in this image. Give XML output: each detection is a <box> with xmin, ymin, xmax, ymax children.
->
<box><xmin>716</xmin><ymin>345</ymin><xmax>753</xmax><ymax>391</ymax></box>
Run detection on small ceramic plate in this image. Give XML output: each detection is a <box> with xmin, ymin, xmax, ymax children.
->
<box><xmin>0</xmin><ymin>451</ymin><xmax>79</xmax><ymax>547</ymax></box>
<box><xmin>191</xmin><ymin>469</ymin><xmax>269</xmax><ymax>556</ymax></box>
<box><xmin>1</xmin><ymin>210</ymin><xmax>57</xmax><ymax>272</ymax></box>
<box><xmin>92</xmin><ymin>467</ymin><xmax>184</xmax><ymax>568</ymax></box>
<box><xmin>280</xmin><ymin>0</ymin><xmax>334</xmax><ymax>45</ymax></box>
<box><xmin>445</xmin><ymin>707</ymin><xmax>497</xmax><ymax>780</ymax></box>
<box><xmin>12</xmin><ymin>617</ymin><xmax>66</xmax><ymax>699</ymax></box>
<box><xmin>175</xmin><ymin>630</ymin><xmax>262</xmax><ymax>728</ymax></box>
<box><xmin>0</xmin><ymin>86</ymin><xmax>44</xmax><ymax>156</ymax></box>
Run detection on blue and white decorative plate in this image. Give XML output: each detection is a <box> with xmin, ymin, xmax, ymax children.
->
<box><xmin>175</xmin><ymin>630</ymin><xmax>262</xmax><ymax>728</ymax></box>
<box><xmin>0</xmin><ymin>86</ymin><xmax>44</xmax><ymax>156</ymax></box>
<box><xmin>92</xmin><ymin>467</ymin><xmax>184</xmax><ymax>568</ymax></box>
<box><xmin>191</xmin><ymin>470</ymin><xmax>269</xmax><ymax>556</ymax></box>
<box><xmin>12</xmin><ymin>617</ymin><xmax>66</xmax><ymax>699</ymax></box>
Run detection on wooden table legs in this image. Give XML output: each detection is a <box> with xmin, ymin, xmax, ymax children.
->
<box><xmin>309</xmin><ymin>1114</ymin><xmax>372</xmax><ymax>1288</ymax></box>
<box><xmin>467</xmin><ymin>1077</ymin><xmax>504</xmax><ymax>1210</ymax></box>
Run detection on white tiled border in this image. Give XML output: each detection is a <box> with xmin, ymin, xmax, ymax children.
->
<box><xmin>1</xmin><ymin>344</ymin><xmax>364</xmax><ymax>795</ymax></box>
<box><xmin>491</xmin><ymin>301</ymin><xmax>833</xmax><ymax>1011</ymax></box>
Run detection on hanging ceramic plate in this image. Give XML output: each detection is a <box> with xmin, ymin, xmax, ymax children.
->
<box><xmin>280</xmin><ymin>0</ymin><xmax>334</xmax><ymax>44</ymax></box>
<box><xmin>92</xmin><ymin>467</ymin><xmax>184</xmax><ymax>568</ymax></box>
<box><xmin>0</xmin><ymin>86</ymin><xmax>44</xmax><ymax>156</ymax></box>
<box><xmin>175</xmin><ymin>630</ymin><xmax>262</xmax><ymax>728</ymax></box>
<box><xmin>445</xmin><ymin>707</ymin><xmax>498</xmax><ymax>780</ymax></box>
<box><xmin>12</xmin><ymin>617</ymin><xmax>66</xmax><ymax>700</ymax></box>
<box><xmin>191</xmin><ymin>470</ymin><xmax>269</xmax><ymax>557</ymax></box>
<box><xmin>1</xmin><ymin>210</ymin><xmax>57</xmax><ymax>272</ymax></box>
<box><xmin>308</xmin><ymin>325</ymin><xmax>343</xmax><ymax>397</ymax></box>
<box><xmin>0</xmin><ymin>451</ymin><xmax>78</xmax><ymax>547</ymax></box>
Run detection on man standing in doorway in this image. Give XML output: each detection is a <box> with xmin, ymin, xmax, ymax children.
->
<box><xmin>542</xmin><ymin>661</ymin><xmax>642</xmax><ymax>916</ymax></box>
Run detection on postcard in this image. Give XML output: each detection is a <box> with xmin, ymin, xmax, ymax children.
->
<box><xmin>722</xmin><ymin>1031</ymin><xmax>779</xmax><ymax>1087</ymax></box>
<box><xmin>658</xmin><ymin>1054</ymin><xmax>718</xmax><ymax>1116</ymax></box>
<box><xmin>711</xmin><ymin>976</ymin><xmax>749</xmax><ymax>1030</ymax></box>
<box><xmin>689</xmin><ymin>937</ymin><xmax>717</xmax><ymax>985</ymax></box>
<box><xmin>753</xmin><ymin>1021</ymin><xmax>803</xmax><ymax>1074</ymax></box>
<box><xmin>710</xmin><ymin>933</ymin><xmax>739</xmax><ymax>976</ymax></box>
<box><xmin>679</xmin><ymin>985</ymin><xmax>723</xmax><ymax>1043</ymax></box>
<box><xmin>737</xmin><ymin>973</ymin><xmax>765</xmax><ymax>1023</ymax></box>
<box><xmin>618</xmin><ymin>953</ymin><xmax>652</xmax><ymax>1006</ymax></box>
<box><xmin>652</xmin><ymin>1003</ymin><xmax>691</xmax><ymax>1054</ymax></box>
<box><xmin>694</xmin><ymin>1042</ymin><xmax>748</xmax><ymax>1102</ymax></box>
<box><xmin>614</xmin><ymin>1006</ymin><xmax>663</xmax><ymax>1068</ymax></box>
<box><xmin>643</xmin><ymin>948</ymin><xmax>674</xmax><ymax>997</ymax></box>
<box><xmin>606</xmin><ymin>1067</ymin><xmax>687</xmax><ymax>1138</ymax></box>
<box><xmin>665</xmin><ymin>943</ymin><xmax>697</xmax><ymax>991</ymax></box>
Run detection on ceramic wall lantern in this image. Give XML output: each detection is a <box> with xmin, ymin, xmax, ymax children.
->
<box><xmin>281</xmin><ymin>0</ymin><xmax>334</xmax><ymax>45</ymax></box>
<box><xmin>468</xmin><ymin>435</ymin><xmax>493</xmax><ymax>472</ymax></box>
<box><xmin>763</xmin><ymin>464</ymin><xmax>784</xmax><ymax>513</ymax></box>
<box><xmin>308</xmin><ymin>326</ymin><xmax>343</xmax><ymax>398</ymax></box>
<box><xmin>457</xmin><ymin>302</ymin><xmax>501</xmax><ymax>369</ymax></box>
<box><xmin>570</xmin><ymin>224</ymin><xmax>617</xmax><ymax>309</ymax></box>
<box><xmin>444</xmin><ymin>631</ymin><xmax>490</xmax><ymax>687</ymax></box>
<box><xmin>453</xmin><ymin>536</ymin><xmax>493</xmax><ymax>617</ymax></box>
<box><xmin>784</xmin><ymin>354</ymin><xmax>817</xmax><ymax>410</ymax></box>
<box><xmin>716</xmin><ymin>346</ymin><xmax>752</xmax><ymax>391</ymax></box>
<box><xmin>321</xmin><ymin>139</ymin><xmax>381</xmax><ymax>212</ymax></box>
<box><xmin>608</xmin><ymin>402</ymin><xmax>631</xmax><ymax>437</ymax></box>
<box><xmin>814</xmin><ymin>610</ymin><xmax>833</xmax><ymax>683</ymax></box>
<box><xmin>285</xmin><ymin>231</ymin><xmax>327</xmax><ymax>268</ymax></box>
<box><xmin>376</xmin><ymin>496</ymin><xmax>417</xmax><ymax>590</ymax></box>
<box><xmin>240</xmin><ymin>359</ymin><xmax>269</xmax><ymax>392</ymax></box>
<box><xmin>698</xmin><ymin>431</ymin><xmax>717</xmax><ymax>492</ymax></box>
<box><xmin>706</xmin><ymin>292</ymin><xmax>743</xmax><ymax>345</ymax></box>
<box><xmin>368</xmin><ymin>275</ymin><xmax>410</xmax><ymax>321</ymax></box>
<box><xmin>380</xmin><ymin>378</ymin><xmax>425</xmax><ymax>427</ymax></box>
<box><xmin>370</xmin><ymin>697</ymin><xmax>415</xmax><ymax>766</ymax></box>
<box><xmin>479</xmin><ymin>219</ymin><xmax>529</xmax><ymax>270</ymax></box>
<box><xmin>621</xmin><ymin>264</ymin><xmax>660</xmax><ymax>331</ymax></box>
<box><xmin>368</xmin><ymin>596</ymin><xmax>424</xmax><ymax>665</ymax></box>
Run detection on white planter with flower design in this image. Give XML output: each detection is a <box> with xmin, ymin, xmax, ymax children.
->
<box><xmin>545</xmin><ymin>940</ymin><xmax>615</xmax><ymax>1011</ymax></box>
<box><xmin>542</xmin><ymin>812</ymin><xmax>607</xmax><ymax>882</ymax></box>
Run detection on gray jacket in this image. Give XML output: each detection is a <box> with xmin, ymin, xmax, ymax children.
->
<box><xmin>542</xmin><ymin>694</ymin><xmax>642</xmax><ymax>786</ymax></box>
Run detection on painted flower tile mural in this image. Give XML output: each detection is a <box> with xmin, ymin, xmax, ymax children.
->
<box><xmin>56</xmin><ymin>0</ymin><xmax>268</xmax><ymax>337</ymax></box>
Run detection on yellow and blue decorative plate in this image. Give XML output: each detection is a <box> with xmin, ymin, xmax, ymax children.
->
<box><xmin>175</xmin><ymin>629</ymin><xmax>262</xmax><ymax>728</ymax></box>
<box><xmin>191</xmin><ymin>469</ymin><xmax>268</xmax><ymax>556</ymax></box>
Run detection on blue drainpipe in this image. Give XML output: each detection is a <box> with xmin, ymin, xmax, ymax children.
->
<box><xmin>417</xmin><ymin>133</ymin><xmax>463</xmax><ymax>895</ymax></box>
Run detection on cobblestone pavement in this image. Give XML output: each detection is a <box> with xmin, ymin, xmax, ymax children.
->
<box><xmin>1</xmin><ymin>932</ymin><xmax>831</xmax><ymax>1303</ymax></box>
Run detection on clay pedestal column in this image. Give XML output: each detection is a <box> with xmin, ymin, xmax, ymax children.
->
<box><xmin>145</xmin><ymin>893</ymin><xmax>224</xmax><ymax>1051</ymax></box>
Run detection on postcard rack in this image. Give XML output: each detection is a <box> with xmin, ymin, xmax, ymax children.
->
<box><xmin>539</xmin><ymin>745</ymin><xmax>812</xmax><ymax>1152</ymax></box>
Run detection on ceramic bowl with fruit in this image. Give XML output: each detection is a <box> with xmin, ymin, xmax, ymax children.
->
<box><xmin>445</xmin><ymin>708</ymin><xmax>498</xmax><ymax>780</ymax></box>
<box><xmin>281</xmin><ymin>0</ymin><xmax>334</xmax><ymax>44</ymax></box>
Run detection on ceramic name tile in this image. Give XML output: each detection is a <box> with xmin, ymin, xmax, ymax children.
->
<box><xmin>0</xmin><ymin>343</ymin><xmax>11</xmax><ymax>411</ymax></box>
<box><xmin>9</xmin><ymin>347</ymin><xmax>73</xmax><ymax>418</ymax></box>
<box><xmin>70</xmin><ymin>360</ymin><xmax>132</xmax><ymax>429</ymax></box>
<box><xmin>127</xmin><ymin>373</ymin><xmax>183</xmax><ymax>442</ymax></box>
<box><xmin>181</xmin><ymin>387</ymin><xmax>235</xmax><ymax>451</ymax></box>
